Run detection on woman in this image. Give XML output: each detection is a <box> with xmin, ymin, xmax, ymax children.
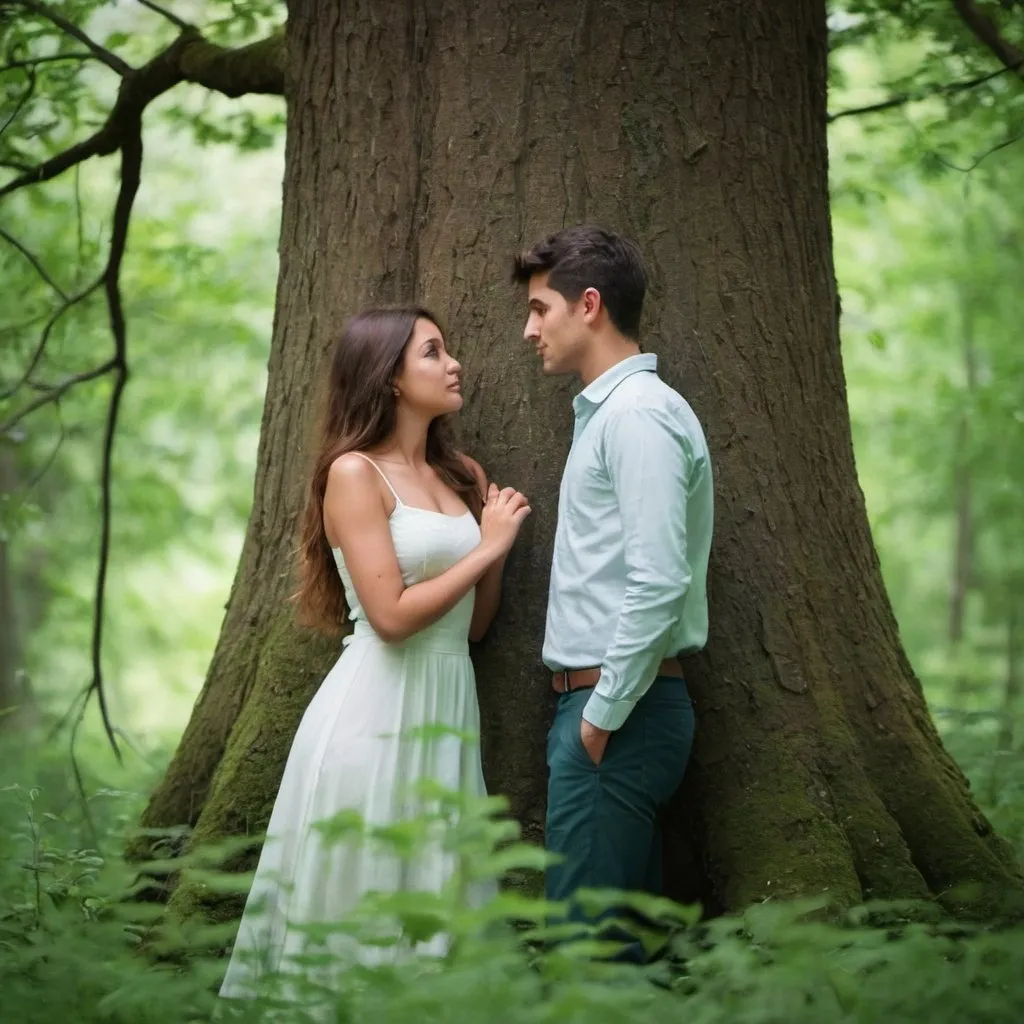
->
<box><xmin>219</xmin><ymin>306</ymin><xmax>530</xmax><ymax>999</ymax></box>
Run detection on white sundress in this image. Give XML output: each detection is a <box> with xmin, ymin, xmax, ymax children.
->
<box><xmin>219</xmin><ymin>454</ymin><xmax>490</xmax><ymax>999</ymax></box>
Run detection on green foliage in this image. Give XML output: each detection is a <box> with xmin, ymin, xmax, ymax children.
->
<box><xmin>831</xmin><ymin>25</ymin><xmax>1024</xmax><ymax>720</ymax></box>
<box><xmin>829</xmin><ymin>1</ymin><xmax>1024</xmax><ymax>203</ymax></box>
<box><xmin>0</xmin><ymin>177</ymin><xmax>278</xmax><ymax>734</ymax></box>
<box><xmin>2</xmin><ymin>750</ymin><xmax>1024</xmax><ymax>1024</ymax></box>
<box><xmin>1</xmin><ymin>1</ymin><xmax>286</xmax><ymax>173</ymax></box>
<box><xmin>1</xmin><ymin>32</ymin><xmax>282</xmax><ymax>741</ymax></box>
<box><xmin>2</xmin><ymin>4</ymin><xmax>1024</xmax><ymax>1019</ymax></box>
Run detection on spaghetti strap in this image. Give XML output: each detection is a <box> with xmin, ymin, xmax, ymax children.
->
<box><xmin>350</xmin><ymin>452</ymin><xmax>403</xmax><ymax>506</ymax></box>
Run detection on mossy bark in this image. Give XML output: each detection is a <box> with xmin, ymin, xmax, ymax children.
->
<box><xmin>134</xmin><ymin>0</ymin><xmax>1021</xmax><ymax>920</ymax></box>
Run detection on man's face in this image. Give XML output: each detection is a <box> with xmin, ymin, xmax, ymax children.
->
<box><xmin>523</xmin><ymin>273</ymin><xmax>587</xmax><ymax>375</ymax></box>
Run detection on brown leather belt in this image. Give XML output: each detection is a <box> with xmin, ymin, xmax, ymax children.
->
<box><xmin>551</xmin><ymin>657</ymin><xmax>685</xmax><ymax>694</ymax></box>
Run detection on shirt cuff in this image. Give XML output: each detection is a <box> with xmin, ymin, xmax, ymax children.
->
<box><xmin>582</xmin><ymin>689</ymin><xmax>634</xmax><ymax>731</ymax></box>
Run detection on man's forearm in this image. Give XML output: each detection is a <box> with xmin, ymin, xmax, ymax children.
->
<box><xmin>582</xmin><ymin>580</ymin><xmax>688</xmax><ymax>730</ymax></box>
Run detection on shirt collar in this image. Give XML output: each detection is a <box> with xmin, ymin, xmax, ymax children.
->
<box><xmin>573</xmin><ymin>353</ymin><xmax>658</xmax><ymax>415</ymax></box>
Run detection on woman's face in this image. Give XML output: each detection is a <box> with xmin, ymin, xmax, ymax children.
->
<box><xmin>392</xmin><ymin>318</ymin><xmax>463</xmax><ymax>418</ymax></box>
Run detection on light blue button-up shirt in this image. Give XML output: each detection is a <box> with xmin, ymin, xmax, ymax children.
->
<box><xmin>542</xmin><ymin>353</ymin><xmax>714</xmax><ymax>731</ymax></box>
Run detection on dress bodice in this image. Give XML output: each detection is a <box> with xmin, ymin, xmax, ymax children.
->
<box><xmin>333</xmin><ymin>505</ymin><xmax>481</xmax><ymax>654</ymax></box>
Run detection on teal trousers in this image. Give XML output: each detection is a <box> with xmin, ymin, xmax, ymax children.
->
<box><xmin>544</xmin><ymin>676</ymin><xmax>695</xmax><ymax>959</ymax></box>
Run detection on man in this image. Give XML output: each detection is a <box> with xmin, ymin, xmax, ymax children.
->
<box><xmin>513</xmin><ymin>225</ymin><xmax>714</xmax><ymax>958</ymax></box>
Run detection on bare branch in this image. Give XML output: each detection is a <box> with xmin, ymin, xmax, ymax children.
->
<box><xmin>2</xmin><ymin>409</ymin><xmax>66</xmax><ymax>585</ymax></box>
<box><xmin>135</xmin><ymin>0</ymin><xmax>191</xmax><ymax>31</ymax></box>
<box><xmin>0</xmin><ymin>29</ymin><xmax>284</xmax><ymax>199</ymax></box>
<box><xmin>0</xmin><ymin>275</ymin><xmax>103</xmax><ymax>401</ymax></box>
<box><xmin>16</xmin><ymin>0</ymin><xmax>133</xmax><ymax>76</ymax></box>
<box><xmin>0</xmin><ymin>52</ymin><xmax>96</xmax><ymax>73</ymax></box>
<box><xmin>952</xmin><ymin>0</ymin><xmax>1024</xmax><ymax>78</ymax></box>
<box><xmin>1</xmin><ymin>313</ymin><xmax>46</xmax><ymax>339</ymax></box>
<box><xmin>0</xmin><ymin>13</ymin><xmax>284</xmax><ymax>766</ymax></box>
<box><xmin>25</xmin><ymin>404</ymin><xmax>65</xmax><ymax>491</ymax></box>
<box><xmin>828</xmin><ymin>59</ymin><xmax>1024</xmax><ymax>122</ymax></box>
<box><xmin>0</xmin><ymin>225</ymin><xmax>68</xmax><ymax>300</ymax></box>
<box><xmin>176</xmin><ymin>32</ymin><xmax>286</xmax><ymax>97</ymax></box>
<box><xmin>0</xmin><ymin>119</ymin><xmax>124</xmax><ymax>198</ymax></box>
<box><xmin>20</xmin><ymin>131</ymin><xmax>144</xmax><ymax>762</ymax></box>
<box><xmin>0</xmin><ymin>357</ymin><xmax>116</xmax><ymax>435</ymax></box>
<box><xmin>1</xmin><ymin>66</ymin><xmax>36</xmax><ymax>137</ymax></box>
<box><xmin>83</xmin><ymin>127</ymin><xmax>144</xmax><ymax>764</ymax></box>
<box><xmin>930</xmin><ymin>129</ymin><xmax>1024</xmax><ymax>173</ymax></box>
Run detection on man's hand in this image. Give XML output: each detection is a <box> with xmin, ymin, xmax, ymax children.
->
<box><xmin>580</xmin><ymin>719</ymin><xmax>611</xmax><ymax>766</ymax></box>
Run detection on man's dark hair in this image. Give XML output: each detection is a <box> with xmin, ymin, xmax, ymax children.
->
<box><xmin>512</xmin><ymin>225</ymin><xmax>647</xmax><ymax>339</ymax></box>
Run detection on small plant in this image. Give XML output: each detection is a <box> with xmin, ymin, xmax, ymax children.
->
<box><xmin>3</xmin><ymin>735</ymin><xmax>1024</xmax><ymax>1023</ymax></box>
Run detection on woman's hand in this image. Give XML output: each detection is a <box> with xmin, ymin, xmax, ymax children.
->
<box><xmin>479</xmin><ymin>483</ymin><xmax>531</xmax><ymax>558</ymax></box>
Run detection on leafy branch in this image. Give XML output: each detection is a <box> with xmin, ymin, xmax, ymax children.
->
<box><xmin>0</xmin><ymin>226</ymin><xmax>69</xmax><ymax>301</ymax></box>
<box><xmin>135</xmin><ymin>0</ymin><xmax>191</xmax><ymax>32</ymax></box>
<box><xmin>17</xmin><ymin>0</ymin><xmax>133</xmax><ymax>75</ymax></box>
<box><xmin>0</xmin><ymin>52</ymin><xmax>97</xmax><ymax>73</ymax></box>
<box><xmin>75</xmin><ymin>129</ymin><xmax>143</xmax><ymax>764</ymax></box>
<box><xmin>828</xmin><ymin>58</ymin><xmax>1024</xmax><ymax>122</ymax></box>
<box><xmin>1</xmin><ymin>64</ymin><xmax>36</xmax><ymax>138</ymax></box>
<box><xmin>1</xmin><ymin>0</ymin><xmax>285</xmax><ymax>762</ymax></box>
<box><xmin>952</xmin><ymin>0</ymin><xmax>1024</xmax><ymax>79</ymax></box>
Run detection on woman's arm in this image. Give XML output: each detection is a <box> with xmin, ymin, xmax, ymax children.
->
<box><xmin>461</xmin><ymin>454</ymin><xmax>507</xmax><ymax>643</ymax></box>
<box><xmin>326</xmin><ymin>453</ymin><xmax>506</xmax><ymax>644</ymax></box>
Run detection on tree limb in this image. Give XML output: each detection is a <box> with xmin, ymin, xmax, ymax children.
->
<box><xmin>16</xmin><ymin>0</ymin><xmax>134</xmax><ymax>77</ymax></box>
<box><xmin>15</xmin><ymin>127</ymin><xmax>145</xmax><ymax>763</ymax></box>
<box><xmin>0</xmin><ymin>225</ymin><xmax>68</xmax><ymax>300</ymax></box>
<box><xmin>24</xmin><ymin>404</ymin><xmax>65</xmax><ymax>492</ymax></box>
<box><xmin>952</xmin><ymin>0</ymin><xmax>1024</xmax><ymax>77</ymax></box>
<box><xmin>928</xmin><ymin>129</ymin><xmax>1024</xmax><ymax>173</ymax></box>
<box><xmin>0</xmin><ymin>357</ymin><xmax>116</xmax><ymax>434</ymax></box>
<box><xmin>176</xmin><ymin>32</ymin><xmax>286</xmax><ymax>97</ymax></box>
<box><xmin>0</xmin><ymin>29</ymin><xmax>284</xmax><ymax>199</ymax></box>
<box><xmin>135</xmin><ymin>0</ymin><xmax>191</xmax><ymax>31</ymax></box>
<box><xmin>828</xmin><ymin>59</ymin><xmax>1023</xmax><ymax>122</ymax></box>
<box><xmin>0</xmin><ymin>275</ymin><xmax>103</xmax><ymax>403</ymax></box>
<box><xmin>79</xmin><ymin>127</ymin><xmax>145</xmax><ymax>765</ymax></box>
<box><xmin>0</xmin><ymin>314</ymin><xmax>46</xmax><ymax>340</ymax></box>
<box><xmin>0</xmin><ymin>10</ymin><xmax>285</xmax><ymax>765</ymax></box>
<box><xmin>0</xmin><ymin>53</ymin><xmax>96</xmax><ymax>73</ymax></box>
<box><xmin>1</xmin><ymin>66</ymin><xmax>35</xmax><ymax>138</ymax></box>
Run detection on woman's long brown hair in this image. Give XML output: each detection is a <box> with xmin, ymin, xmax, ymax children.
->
<box><xmin>294</xmin><ymin>306</ymin><xmax>482</xmax><ymax>634</ymax></box>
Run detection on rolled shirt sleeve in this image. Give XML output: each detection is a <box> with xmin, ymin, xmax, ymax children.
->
<box><xmin>582</xmin><ymin>406</ymin><xmax>693</xmax><ymax>731</ymax></box>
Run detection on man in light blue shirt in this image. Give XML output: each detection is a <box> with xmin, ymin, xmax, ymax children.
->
<box><xmin>513</xmin><ymin>225</ymin><xmax>713</xmax><ymax>959</ymax></box>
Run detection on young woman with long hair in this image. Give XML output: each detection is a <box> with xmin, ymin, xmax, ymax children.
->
<box><xmin>220</xmin><ymin>306</ymin><xmax>530</xmax><ymax>998</ymax></box>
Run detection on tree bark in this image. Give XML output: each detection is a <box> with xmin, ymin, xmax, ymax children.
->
<box><xmin>134</xmin><ymin>0</ymin><xmax>1021</xmax><ymax>920</ymax></box>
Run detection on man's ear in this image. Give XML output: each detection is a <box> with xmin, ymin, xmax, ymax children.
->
<box><xmin>581</xmin><ymin>286</ymin><xmax>602</xmax><ymax>325</ymax></box>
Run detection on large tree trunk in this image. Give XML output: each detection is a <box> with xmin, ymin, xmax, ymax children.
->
<box><xmin>134</xmin><ymin>0</ymin><xmax>1021</xmax><ymax>919</ymax></box>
